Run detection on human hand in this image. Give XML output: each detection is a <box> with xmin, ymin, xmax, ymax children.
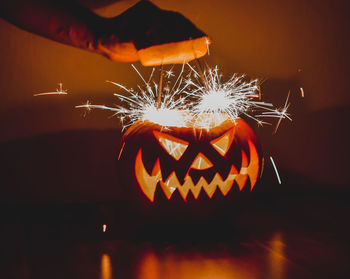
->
<box><xmin>93</xmin><ymin>0</ymin><xmax>210</xmax><ymax>66</ymax></box>
<box><xmin>0</xmin><ymin>0</ymin><xmax>209</xmax><ymax>66</ymax></box>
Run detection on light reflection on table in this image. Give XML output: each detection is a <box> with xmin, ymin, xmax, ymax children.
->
<box><xmin>100</xmin><ymin>253</ymin><xmax>112</xmax><ymax>279</ymax></box>
<box><xmin>136</xmin><ymin>232</ymin><xmax>287</xmax><ymax>279</ymax></box>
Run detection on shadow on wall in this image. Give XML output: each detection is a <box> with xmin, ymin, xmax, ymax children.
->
<box><xmin>256</xmin><ymin>76</ymin><xmax>350</xmax><ymax>187</ymax></box>
<box><xmin>0</xmin><ymin>103</ymin><xmax>349</xmax><ymax>203</ymax></box>
<box><xmin>0</xmin><ymin>130</ymin><xmax>123</xmax><ymax>203</ymax></box>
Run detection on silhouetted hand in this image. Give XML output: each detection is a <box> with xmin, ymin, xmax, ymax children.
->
<box><xmin>0</xmin><ymin>0</ymin><xmax>209</xmax><ymax>66</ymax></box>
<box><xmin>94</xmin><ymin>0</ymin><xmax>209</xmax><ymax>65</ymax></box>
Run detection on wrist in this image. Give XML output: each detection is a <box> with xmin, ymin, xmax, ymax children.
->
<box><xmin>91</xmin><ymin>16</ymin><xmax>139</xmax><ymax>62</ymax></box>
<box><xmin>46</xmin><ymin>4</ymin><xmax>104</xmax><ymax>52</ymax></box>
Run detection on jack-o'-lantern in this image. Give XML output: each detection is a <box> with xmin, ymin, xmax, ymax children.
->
<box><xmin>118</xmin><ymin>117</ymin><xmax>261</xmax><ymax>207</ymax></box>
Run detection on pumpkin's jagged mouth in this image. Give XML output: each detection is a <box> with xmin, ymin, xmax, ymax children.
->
<box><xmin>134</xmin><ymin>141</ymin><xmax>259</xmax><ymax>202</ymax></box>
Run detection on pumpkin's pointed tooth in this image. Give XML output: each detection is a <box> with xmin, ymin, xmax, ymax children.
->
<box><xmin>219</xmin><ymin>179</ymin><xmax>234</xmax><ymax>196</ymax></box>
<box><xmin>241</xmin><ymin>149</ymin><xmax>249</xmax><ymax>168</ymax></box>
<box><xmin>151</xmin><ymin>158</ymin><xmax>161</xmax><ymax>176</ymax></box>
<box><xmin>202</xmin><ymin>176</ymin><xmax>217</xmax><ymax>198</ymax></box>
<box><xmin>218</xmin><ymin>165</ymin><xmax>238</xmax><ymax>196</ymax></box>
<box><xmin>188</xmin><ymin>169</ymin><xmax>202</xmax><ymax>185</ymax></box>
<box><xmin>177</xmin><ymin>176</ymin><xmax>194</xmax><ymax>201</ymax></box>
<box><xmin>160</xmin><ymin>163</ymin><xmax>173</xmax><ymax>183</ymax></box>
<box><xmin>218</xmin><ymin>163</ymin><xmax>233</xmax><ymax>181</ymax></box>
<box><xmin>189</xmin><ymin>178</ymin><xmax>202</xmax><ymax>199</ymax></box>
<box><xmin>202</xmin><ymin>167</ymin><xmax>217</xmax><ymax>185</ymax></box>
<box><xmin>135</xmin><ymin>149</ymin><xmax>161</xmax><ymax>202</ymax></box>
<box><xmin>160</xmin><ymin>172</ymin><xmax>180</xmax><ymax>200</ymax></box>
<box><xmin>236</xmin><ymin>150</ymin><xmax>248</xmax><ymax>191</ymax></box>
<box><xmin>235</xmin><ymin>174</ymin><xmax>248</xmax><ymax>191</ymax></box>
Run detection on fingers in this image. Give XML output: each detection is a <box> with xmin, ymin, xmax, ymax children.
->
<box><xmin>98</xmin><ymin>35</ymin><xmax>210</xmax><ymax>65</ymax></box>
<box><xmin>138</xmin><ymin>36</ymin><xmax>210</xmax><ymax>66</ymax></box>
<box><xmin>94</xmin><ymin>1</ymin><xmax>210</xmax><ymax>65</ymax></box>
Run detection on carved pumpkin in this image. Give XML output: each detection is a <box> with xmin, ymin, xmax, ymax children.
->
<box><xmin>118</xmin><ymin>118</ymin><xmax>261</xmax><ymax>205</ymax></box>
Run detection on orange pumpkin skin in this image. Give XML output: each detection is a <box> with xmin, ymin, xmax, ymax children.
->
<box><xmin>118</xmin><ymin>118</ymin><xmax>262</xmax><ymax>220</ymax></box>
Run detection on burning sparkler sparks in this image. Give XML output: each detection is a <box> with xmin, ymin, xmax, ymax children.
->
<box><xmin>34</xmin><ymin>82</ymin><xmax>68</xmax><ymax>96</ymax></box>
<box><xmin>74</xmin><ymin>62</ymin><xmax>294</xmax><ymax>188</ymax></box>
<box><xmin>270</xmin><ymin>156</ymin><xmax>282</xmax><ymax>184</ymax></box>
<box><xmin>205</xmin><ymin>38</ymin><xmax>211</xmax><ymax>55</ymax></box>
<box><xmin>76</xmin><ymin>64</ymin><xmax>193</xmax><ymax>129</ymax></box>
<box><xmin>185</xmin><ymin>65</ymin><xmax>285</xmax><ymax>128</ymax></box>
<box><xmin>76</xmin><ymin>63</ymin><xmax>291</xmax><ymax>131</ymax></box>
<box><xmin>254</xmin><ymin>90</ymin><xmax>292</xmax><ymax>134</ymax></box>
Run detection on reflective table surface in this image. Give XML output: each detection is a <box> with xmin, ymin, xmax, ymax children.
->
<box><xmin>2</xmin><ymin>190</ymin><xmax>350</xmax><ymax>279</ymax></box>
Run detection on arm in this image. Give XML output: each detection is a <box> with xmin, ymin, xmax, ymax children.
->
<box><xmin>0</xmin><ymin>0</ymin><xmax>103</xmax><ymax>50</ymax></box>
<box><xmin>0</xmin><ymin>0</ymin><xmax>209</xmax><ymax>65</ymax></box>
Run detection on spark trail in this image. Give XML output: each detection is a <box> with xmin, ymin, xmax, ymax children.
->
<box><xmin>76</xmin><ymin>64</ymin><xmax>292</xmax><ymax>130</ymax></box>
<box><xmin>34</xmin><ymin>83</ymin><xmax>68</xmax><ymax>96</ymax></box>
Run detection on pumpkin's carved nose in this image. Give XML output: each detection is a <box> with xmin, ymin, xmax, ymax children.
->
<box><xmin>190</xmin><ymin>153</ymin><xmax>213</xmax><ymax>170</ymax></box>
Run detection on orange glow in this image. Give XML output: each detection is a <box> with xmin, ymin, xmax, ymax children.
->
<box><xmin>138</xmin><ymin>36</ymin><xmax>209</xmax><ymax>66</ymax></box>
<box><xmin>137</xmin><ymin>233</ymin><xmax>287</xmax><ymax>279</ymax></box>
<box><xmin>138</xmin><ymin>251</ymin><xmax>256</xmax><ymax>279</ymax></box>
<box><xmin>210</xmin><ymin>128</ymin><xmax>235</xmax><ymax>156</ymax></box>
<box><xmin>190</xmin><ymin>153</ymin><xmax>213</xmax><ymax>170</ymax></box>
<box><xmin>137</xmin><ymin>252</ymin><xmax>160</xmax><ymax>279</ymax></box>
<box><xmin>134</xmin><ymin>138</ymin><xmax>259</xmax><ymax>201</ymax></box>
<box><xmin>153</xmin><ymin>131</ymin><xmax>189</xmax><ymax>160</ymax></box>
<box><xmin>100</xmin><ymin>254</ymin><xmax>112</xmax><ymax>279</ymax></box>
<box><xmin>267</xmin><ymin>233</ymin><xmax>286</xmax><ymax>279</ymax></box>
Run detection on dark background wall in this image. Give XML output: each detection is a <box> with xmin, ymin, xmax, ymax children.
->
<box><xmin>0</xmin><ymin>0</ymin><xmax>349</xmax><ymax>202</ymax></box>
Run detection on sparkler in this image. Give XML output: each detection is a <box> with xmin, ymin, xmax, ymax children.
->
<box><xmin>76</xmin><ymin>63</ymin><xmax>291</xmax><ymax>131</ymax></box>
<box><xmin>252</xmin><ymin>90</ymin><xmax>292</xmax><ymax>134</ymax></box>
<box><xmin>34</xmin><ymin>82</ymin><xmax>68</xmax><ymax>96</ymax></box>
<box><xmin>185</xmin><ymin>65</ymin><xmax>286</xmax><ymax>128</ymax></box>
<box><xmin>76</xmin><ymin>64</ymin><xmax>192</xmax><ymax>129</ymax></box>
<box><xmin>206</xmin><ymin>38</ymin><xmax>211</xmax><ymax>55</ymax></box>
<box><xmin>75</xmin><ymin>62</ymin><xmax>293</xmax><ymax>187</ymax></box>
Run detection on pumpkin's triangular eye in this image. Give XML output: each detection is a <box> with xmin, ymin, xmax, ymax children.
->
<box><xmin>210</xmin><ymin>128</ymin><xmax>235</xmax><ymax>156</ymax></box>
<box><xmin>153</xmin><ymin>131</ymin><xmax>189</xmax><ymax>160</ymax></box>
